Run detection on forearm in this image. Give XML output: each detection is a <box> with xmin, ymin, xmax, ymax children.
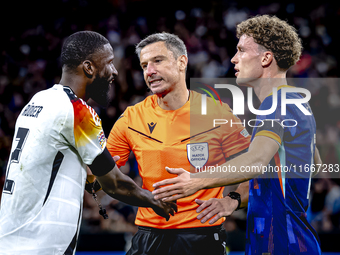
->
<box><xmin>195</xmin><ymin>152</ymin><xmax>263</xmax><ymax>189</ymax></box>
<box><xmin>313</xmin><ymin>146</ymin><xmax>322</xmax><ymax>177</ymax></box>
<box><xmin>193</xmin><ymin>136</ymin><xmax>279</xmax><ymax>190</ymax></box>
<box><xmin>96</xmin><ymin>166</ymin><xmax>157</xmax><ymax>208</ymax></box>
<box><xmin>152</xmin><ymin>136</ymin><xmax>279</xmax><ymax>202</ymax></box>
<box><xmin>234</xmin><ymin>181</ymin><xmax>249</xmax><ymax>209</ymax></box>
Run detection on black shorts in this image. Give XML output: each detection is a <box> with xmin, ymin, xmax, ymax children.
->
<box><xmin>126</xmin><ymin>225</ymin><xmax>227</xmax><ymax>255</ymax></box>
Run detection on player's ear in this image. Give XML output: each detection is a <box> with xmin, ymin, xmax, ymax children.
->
<box><xmin>261</xmin><ymin>51</ymin><xmax>274</xmax><ymax>68</ymax></box>
<box><xmin>178</xmin><ymin>55</ymin><xmax>188</xmax><ymax>72</ymax></box>
<box><xmin>83</xmin><ymin>60</ymin><xmax>95</xmax><ymax>78</ymax></box>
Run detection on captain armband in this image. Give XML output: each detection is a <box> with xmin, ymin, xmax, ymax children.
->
<box><xmin>88</xmin><ymin>148</ymin><xmax>116</xmax><ymax>177</ymax></box>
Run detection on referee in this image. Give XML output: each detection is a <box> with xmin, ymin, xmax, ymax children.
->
<box><xmin>106</xmin><ymin>32</ymin><xmax>250</xmax><ymax>255</ymax></box>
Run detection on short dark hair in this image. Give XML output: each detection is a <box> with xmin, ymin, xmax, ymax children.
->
<box><xmin>135</xmin><ymin>32</ymin><xmax>187</xmax><ymax>59</ymax></box>
<box><xmin>61</xmin><ymin>31</ymin><xmax>109</xmax><ymax>71</ymax></box>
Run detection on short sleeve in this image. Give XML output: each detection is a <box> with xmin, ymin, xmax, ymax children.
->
<box><xmin>220</xmin><ymin>105</ymin><xmax>251</xmax><ymax>159</ymax></box>
<box><xmin>107</xmin><ymin>113</ymin><xmax>132</xmax><ymax>168</ymax></box>
<box><xmin>254</xmin><ymin>120</ymin><xmax>284</xmax><ymax>146</ymax></box>
<box><xmin>61</xmin><ymin>96</ymin><xmax>106</xmax><ymax>165</ymax></box>
<box><xmin>252</xmin><ymin>94</ymin><xmax>285</xmax><ymax>146</ymax></box>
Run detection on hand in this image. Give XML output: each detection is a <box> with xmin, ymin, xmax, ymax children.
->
<box><xmin>152</xmin><ymin>199</ymin><xmax>178</xmax><ymax>221</ymax></box>
<box><xmin>196</xmin><ymin>196</ymin><xmax>239</xmax><ymax>224</ymax></box>
<box><xmin>152</xmin><ymin>167</ymin><xmax>200</xmax><ymax>202</ymax></box>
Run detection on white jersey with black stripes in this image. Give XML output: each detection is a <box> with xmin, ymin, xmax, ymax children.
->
<box><xmin>0</xmin><ymin>84</ymin><xmax>105</xmax><ymax>255</ymax></box>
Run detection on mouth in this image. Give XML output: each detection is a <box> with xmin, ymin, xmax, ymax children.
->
<box><xmin>109</xmin><ymin>77</ymin><xmax>115</xmax><ymax>84</ymax></box>
<box><xmin>148</xmin><ymin>78</ymin><xmax>163</xmax><ymax>87</ymax></box>
<box><xmin>234</xmin><ymin>68</ymin><xmax>240</xmax><ymax>76</ymax></box>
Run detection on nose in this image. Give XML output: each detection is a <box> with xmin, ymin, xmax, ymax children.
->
<box><xmin>145</xmin><ymin>62</ymin><xmax>156</xmax><ymax>77</ymax></box>
<box><xmin>231</xmin><ymin>52</ymin><xmax>238</xmax><ymax>65</ymax></box>
<box><xmin>112</xmin><ymin>65</ymin><xmax>118</xmax><ymax>77</ymax></box>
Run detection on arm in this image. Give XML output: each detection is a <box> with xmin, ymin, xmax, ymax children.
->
<box><xmin>195</xmin><ymin>181</ymin><xmax>249</xmax><ymax>224</ymax></box>
<box><xmin>313</xmin><ymin>146</ymin><xmax>322</xmax><ymax>177</ymax></box>
<box><xmin>152</xmin><ymin>135</ymin><xmax>279</xmax><ymax>201</ymax></box>
<box><xmin>85</xmin><ymin>156</ymin><xmax>120</xmax><ymax>194</ymax></box>
<box><xmin>89</xmin><ymin>149</ymin><xmax>177</xmax><ymax>221</ymax></box>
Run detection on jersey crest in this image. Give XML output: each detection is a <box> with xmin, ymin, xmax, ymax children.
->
<box><xmin>186</xmin><ymin>143</ymin><xmax>209</xmax><ymax>169</ymax></box>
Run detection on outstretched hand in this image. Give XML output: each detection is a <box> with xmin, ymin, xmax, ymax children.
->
<box><xmin>152</xmin><ymin>200</ymin><xmax>178</xmax><ymax>221</ymax></box>
<box><xmin>195</xmin><ymin>196</ymin><xmax>239</xmax><ymax>224</ymax></box>
<box><xmin>152</xmin><ymin>167</ymin><xmax>200</xmax><ymax>202</ymax></box>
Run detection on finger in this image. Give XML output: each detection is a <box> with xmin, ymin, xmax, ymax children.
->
<box><xmin>195</xmin><ymin>199</ymin><xmax>205</xmax><ymax>205</ymax></box>
<box><xmin>201</xmin><ymin>208</ymin><xmax>220</xmax><ymax>223</ymax></box>
<box><xmin>161</xmin><ymin>194</ymin><xmax>186</xmax><ymax>202</ymax></box>
<box><xmin>165</xmin><ymin>167</ymin><xmax>186</xmax><ymax>174</ymax></box>
<box><xmin>112</xmin><ymin>155</ymin><xmax>120</xmax><ymax>162</ymax></box>
<box><xmin>196</xmin><ymin>200</ymin><xmax>212</xmax><ymax>213</ymax></box>
<box><xmin>209</xmin><ymin>213</ymin><xmax>224</xmax><ymax>225</ymax></box>
<box><xmin>171</xmin><ymin>207</ymin><xmax>176</xmax><ymax>216</ymax></box>
<box><xmin>153</xmin><ymin>184</ymin><xmax>182</xmax><ymax>196</ymax></box>
<box><xmin>153</xmin><ymin>178</ymin><xmax>178</xmax><ymax>189</ymax></box>
<box><xmin>154</xmin><ymin>189</ymin><xmax>180</xmax><ymax>200</ymax></box>
<box><xmin>170</xmin><ymin>202</ymin><xmax>178</xmax><ymax>213</ymax></box>
<box><xmin>196</xmin><ymin>204</ymin><xmax>214</xmax><ymax>220</ymax></box>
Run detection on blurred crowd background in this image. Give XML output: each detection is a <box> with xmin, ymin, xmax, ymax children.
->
<box><xmin>1</xmin><ymin>0</ymin><xmax>340</xmax><ymax>252</ymax></box>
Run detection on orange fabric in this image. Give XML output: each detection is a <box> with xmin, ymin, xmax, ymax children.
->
<box><xmin>72</xmin><ymin>98</ymin><xmax>103</xmax><ymax>148</ymax></box>
<box><xmin>107</xmin><ymin>91</ymin><xmax>250</xmax><ymax>229</ymax></box>
<box><xmin>274</xmin><ymin>152</ymin><xmax>285</xmax><ymax>198</ymax></box>
<box><xmin>255</xmin><ymin>130</ymin><xmax>282</xmax><ymax>145</ymax></box>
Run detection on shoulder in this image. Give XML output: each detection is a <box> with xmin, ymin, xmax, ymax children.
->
<box><xmin>191</xmin><ymin>90</ymin><xmax>233</xmax><ymax>116</ymax></box>
<box><xmin>120</xmin><ymin>94</ymin><xmax>156</xmax><ymax>118</ymax></box>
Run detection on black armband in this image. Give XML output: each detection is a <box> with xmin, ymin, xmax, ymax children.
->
<box><xmin>88</xmin><ymin>148</ymin><xmax>116</xmax><ymax>176</ymax></box>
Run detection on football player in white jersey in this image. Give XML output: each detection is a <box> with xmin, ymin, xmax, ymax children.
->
<box><xmin>0</xmin><ymin>31</ymin><xmax>177</xmax><ymax>255</ymax></box>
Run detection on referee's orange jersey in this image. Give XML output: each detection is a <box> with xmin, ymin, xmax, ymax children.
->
<box><xmin>107</xmin><ymin>90</ymin><xmax>250</xmax><ymax>229</ymax></box>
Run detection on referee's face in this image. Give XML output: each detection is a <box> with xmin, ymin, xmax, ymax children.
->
<box><xmin>139</xmin><ymin>41</ymin><xmax>182</xmax><ymax>96</ymax></box>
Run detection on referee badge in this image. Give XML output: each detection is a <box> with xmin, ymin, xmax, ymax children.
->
<box><xmin>187</xmin><ymin>143</ymin><xmax>209</xmax><ymax>169</ymax></box>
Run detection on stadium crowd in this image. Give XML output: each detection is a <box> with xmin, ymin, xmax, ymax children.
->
<box><xmin>1</xmin><ymin>0</ymin><xmax>340</xmax><ymax>252</ymax></box>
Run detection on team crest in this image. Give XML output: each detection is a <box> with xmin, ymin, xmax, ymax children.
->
<box><xmin>187</xmin><ymin>143</ymin><xmax>209</xmax><ymax>169</ymax></box>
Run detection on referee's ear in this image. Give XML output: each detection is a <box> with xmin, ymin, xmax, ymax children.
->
<box><xmin>178</xmin><ymin>55</ymin><xmax>188</xmax><ymax>72</ymax></box>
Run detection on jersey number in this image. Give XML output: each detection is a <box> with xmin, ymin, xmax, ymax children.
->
<box><xmin>3</xmin><ymin>127</ymin><xmax>30</xmax><ymax>194</ymax></box>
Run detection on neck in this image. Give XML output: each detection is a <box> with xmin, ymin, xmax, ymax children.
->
<box><xmin>157</xmin><ymin>84</ymin><xmax>189</xmax><ymax>110</ymax></box>
<box><xmin>252</xmin><ymin>72</ymin><xmax>287</xmax><ymax>102</ymax></box>
<box><xmin>59</xmin><ymin>70</ymin><xmax>88</xmax><ymax>100</ymax></box>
